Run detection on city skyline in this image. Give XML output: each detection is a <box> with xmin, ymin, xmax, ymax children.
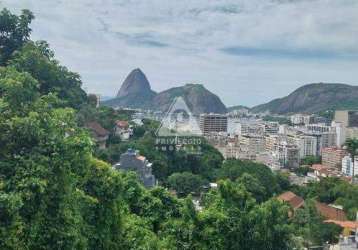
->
<box><xmin>2</xmin><ymin>0</ymin><xmax>358</xmax><ymax>106</ymax></box>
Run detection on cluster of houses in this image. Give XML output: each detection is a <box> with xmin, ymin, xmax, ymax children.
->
<box><xmin>277</xmin><ymin>191</ymin><xmax>358</xmax><ymax>248</ymax></box>
<box><xmin>85</xmin><ymin>120</ymin><xmax>133</xmax><ymax>149</ymax></box>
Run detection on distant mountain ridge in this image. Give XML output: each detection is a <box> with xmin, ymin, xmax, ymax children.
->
<box><xmin>227</xmin><ymin>105</ymin><xmax>250</xmax><ymax>112</ymax></box>
<box><xmin>251</xmin><ymin>83</ymin><xmax>358</xmax><ymax>114</ymax></box>
<box><xmin>102</xmin><ymin>69</ymin><xmax>227</xmax><ymax>114</ymax></box>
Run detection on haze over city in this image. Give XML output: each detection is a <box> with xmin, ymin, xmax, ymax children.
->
<box><xmin>2</xmin><ymin>0</ymin><xmax>358</xmax><ymax>106</ymax></box>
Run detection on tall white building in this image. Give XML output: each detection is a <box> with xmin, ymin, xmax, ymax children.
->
<box><xmin>292</xmin><ymin>135</ymin><xmax>317</xmax><ymax>158</ymax></box>
<box><xmin>331</xmin><ymin>121</ymin><xmax>346</xmax><ymax>147</ymax></box>
<box><xmin>341</xmin><ymin>155</ymin><xmax>358</xmax><ymax>177</ymax></box>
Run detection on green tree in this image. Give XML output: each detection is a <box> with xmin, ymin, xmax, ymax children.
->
<box><xmin>168</xmin><ymin>172</ymin><xmax>207</xmax><ymax>197</ymax></box>
<box><xmin>0</xmin><ymin>9</ymin><xmax>34</xmax><ymax>65</ymax></box>
<box><xmin>236</xmin><ymin>173</ymin><xmax>266</xmax><ymax>203</ymax></box>
<box><xmin>300</xmin><ymin>155</ymin><xmax>321</xmax><ymax>166</ymax></box>
<box><xmin>292</xmin><ymin>200</ymin><xmax>341</xmax><ymax>246</ymax></box>
<box><xmin>218</xmin><ymin>159</ymin><xmax>281</xmax><ymax>200</ymax></box>
<box><xmin>9</xmin><ymin>42</ymin><xmax>87</xmax><ymax>108</ymax></box>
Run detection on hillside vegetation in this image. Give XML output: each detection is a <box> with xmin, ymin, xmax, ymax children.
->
<box><xmin>252</xmin><ymin>83</ymin><xmax>358</xmax><ymax>114</ymax></box>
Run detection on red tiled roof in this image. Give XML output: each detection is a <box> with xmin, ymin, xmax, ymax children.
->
<box><xmin>324</xmin><ymin>220</ymin><xmax>358</xmax><ymax>229</ymax></box>
<box><xmin>315</xmin><ymin>202</ymin><xmax>347</xmax><ymax>221</ymax></box>
<box><xmin>136</xmin><ymin>156</ymin><xmax>146</xmax><ymax>161</ymax></box>
<box><xmin>116</xmin><ymin>120</ymin><xmax>129</xmax><ymax>128</ymax></box>
<box><xmin>86</xmin><ymin>122</ymin><xmax>109</xmax><ymax>137</ymax></box>
<box><xmin>311</xmin><ymin>164</ymin><xmax>329</xmax><ymax>171</ymax></box>
<box><xmin>277</xmin><ymin>191</ymin><xmax>304</xmax><ymax>210</ymax></box>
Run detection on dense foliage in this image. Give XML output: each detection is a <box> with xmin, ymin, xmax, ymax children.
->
<box><xmin>1</xmin><ymin>8</ymin><xmax>357</xmax><ymax>250</ymax></box>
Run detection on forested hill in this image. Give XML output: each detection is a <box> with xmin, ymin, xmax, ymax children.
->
<box><xmin>252</xmin><ymin>83</ymin><xmax>358</xmax><ymax>114</ymax></box>
<box><xmin>1</xmin><ymin>8</ymin><xmax>357</xmax><ymax>250</ymax></box>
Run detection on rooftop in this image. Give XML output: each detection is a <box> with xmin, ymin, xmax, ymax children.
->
<box><xmin>315</xmin><ymin>202</ymin><xmax>347</xmax><ymax>221</ymax></box>
<box><xmin>277</xmin><ymin>191</ymin><xmax>304</xmax><ymax>210</ymax></box>
<box><xmin>85</xmin><ymin>121</ymin><xmax>109</xmax><ymax>137</ymax></box>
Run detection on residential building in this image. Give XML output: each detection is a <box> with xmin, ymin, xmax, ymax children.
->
<box><xmin>306</xmin><ymin>124</ymin><xmax>331</xmax><ymax>133</ymax></box>
<box><xmin>309</xmin><ymin>164</ymin><xmax>343</xmax><ymax>180</ymax></box>
<box><xmin>334</xmin><ymin>110</ymin><xmax>358</xmax><ymax>128</ymax></box>
<box><xmin>265</xmin><ymin>134</ymin><xmax>280</xmax><ymax>152</ymax></box>
<box><xmin>331</xmin><ymin>121</ymin><xmax>346</xmax><ymax>147</ymax></box>
<box><xmin>237</xmin><ymin>122</ymin><xmax>265</xmax><ymax>136</ymax></box>
<box><xmin>239</xmin><ymin>135</ymin><xmax>265</xmax><ymax>160</ymax></box>
<box><xmin>277</xmin><ymin>143</ymin><xmax>300</xmax><ymax>169</ymax></box>
<box><xmin>321</xmin><ymin>131</ymin><xmax>337</xmax><ymax>149</ymax></box>
<box><xmin>85</xmin><ymin>121</ymin><xmax>109</xmax><ymax>149</ymax></box>
<box><xmin>199</xmin><ymin>113</ymin><xmax>228</xmax><ymax>135</ymax></box>
<box><xmin>341</xmin><ymin>155</ymin><xmax>358</xmax><ymax>177</ymax></box>
<box><xmin>315</xmin><ymin>202</ymin><xmax>347</xmax><ymax>221</ymax></box>
<box><xmin>264</xmin><ymin>122</ymin><xmax>279</xmax><ymax>134</ymax></box>
<box><xmin>277</xmin><ymin>191</ymin><xmax>304</xmax><ymax>215</ymax></box>
<box><xmin>322</xmin><ymin>147</ymin><xmax>347</xmax><ymax>170</ymax></box>
<box><xmin>292</xmin><ymin>135</ymin><xmax>317</xmax><ymax>158</ymax></box>
<box><xmin>290</xmin><ymin>114</ymin><xmax>311</xmax><ymax>125</ymax></box>
<box><xmin>334</xmin><ymin>110</ymin><xmax>358</xmax><ymax>142</ymax></box>
<box><xmin>217</xmin><ymin>142</ymin><xmax>240</xmax><ymax>159</ymax></box>
<box><xmin>256</xmin><ymin>151</ymin><xmax>281</xmax><ymax>171</ymax></box>
<box><xmin>114</xmin><ymin>149</ymin><xmax>156</xmax><ymax>188</ymax></box>
<box><xmin>114</xmin><ymin>120</ymin><xmax>133</xmax><ymax>141</ymax></box>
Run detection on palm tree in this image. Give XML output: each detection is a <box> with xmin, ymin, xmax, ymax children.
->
<box><xmin>345</xmin><ymin>138</ymin><xmax>358</xmax><ymax>182</ymax></box>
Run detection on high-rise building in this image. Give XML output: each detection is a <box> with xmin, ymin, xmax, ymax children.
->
<box><xmin>277</xmin><ymin>142</ymin><xmax>300</xmax><ymax>169</ymax></box>
<box><xmin>321</xmin><ymin>131</ymin><xmax>337</xmax><ymax>149</ymax></box>
<box><xmin>199</xmin><ymin>114</ymin><xmax>228</xmax><ymax>135</ymax></box>
<box><xmin>341</xmin><ymin>155</ymin><xmax>358</xmax><ymax>177</ymax></box>
<box><xmin>239</xmin><ymin>135</ymin><xmax>265</xmax><ymax>160</ymax></box>
<box><xmin>334</xmin><ymin>110</ymin><xmax>358</xmax><ymax>128</ymax></box>
<box><xmin>321</xmin><ymin>147</ymin><xmax>347</xmax><ymax>170</ymax></box>
<box><xmin>292</xmin><ymin>135</ymin><xmax>317</xmax><ymax>158</ymax></box>
<box><xmin>331</xmin><ymin>121</ymin><xmax>346</xmax><ymax>147</ymax></box>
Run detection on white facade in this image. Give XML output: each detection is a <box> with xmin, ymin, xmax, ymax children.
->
<box><xmin>341</xmin><ymin>155</ymin><xmax>358</xmax><ymax>177</ymax></box>
<box><xmin>290</xmin><ymin>114</ymin><xmax>311</xmax><ymax>125</ymax></box>
<box><xmin>293</xmin><ymin>135</ymin><xmax>317</xmax><ymax>158</ymax></box>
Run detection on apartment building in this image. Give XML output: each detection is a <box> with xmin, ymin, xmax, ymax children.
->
<box><xmin>321</xmin><ymin>147</ymin><xmax>347</xmax><ymax>170</ymax></box>
<box><xmin>306</xmin><ymin>124</ymin><xmax>331</xmax><ymax>133</ymax></box>
<box><xmin>237</xmin><ymin>122</ymin><xmax>265</xmax><ymax>136</ymax></box>
<box><xmin>321</xmin><ymin>131</ymin><xmax>337</xmax><ymax>149</ymax></box>
<box><xmin>334</xmin><ymin>110</ymin><xmax>358</xmax><ymax>142</ymax></box>
<box><xmin>199</xmin><ymin>113</ymin><xmax>228</xmax><ymax>135</ymax></box>
<box><xmin>334</xmin><ymin>110</ymin><xmax>358</xmax><ymax>128</ymax></box>
<box><xmin>291</xmin><ymin>135</ymin><xmax>317</xmax><ymax>158</ymax></box>
<box><xmin>290</xmin><ymin>114</ymin><xmax>312</xmax><ymax>125</ymax></box>
<box><xmin>264</xmin><ymin>122</ymin><xmax>280</xmax><ymax>134</ymax></box>
<box><xmin>239</xmin><ymin>135</ymin><xmax>265</xmax><ymax>160</ymax></box>
<box><xmin>341</xmin><ymin>155</ymin><xmax>358</xmax><ymax>177</ymax></box>
<box><xmin>277</xmin><ymin>142</ymin><xmax>300</xmax><ymax>169</ymax></box>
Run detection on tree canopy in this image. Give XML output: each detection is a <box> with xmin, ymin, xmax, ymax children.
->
<box><xmin>1</xmin><ymin>8</ymin><xmax>355</xmax><ymax>250</ymax></box>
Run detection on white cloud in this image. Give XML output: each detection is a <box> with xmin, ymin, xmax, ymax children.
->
<box><xmin>1</xmin><ymin>0</ymin><xmax>358</xmax><ymax>106</ymax></box>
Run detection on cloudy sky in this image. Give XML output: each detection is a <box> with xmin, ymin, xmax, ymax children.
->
<box><xmin>2</xmin><ymin>0</ymin><xmax>358</xmax><ymax>107</ymax></box>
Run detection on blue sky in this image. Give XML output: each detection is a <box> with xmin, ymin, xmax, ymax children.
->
<box><xmin>2</xmin><ymin>0</ymin><xmax>358</xmax><ymax>107</ymax></box>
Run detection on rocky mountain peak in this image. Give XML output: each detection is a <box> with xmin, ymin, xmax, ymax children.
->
<box><xmin>116</xmin><ymin>68</ymin><xmax>155</xmax><ymax>98</ymax></box>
